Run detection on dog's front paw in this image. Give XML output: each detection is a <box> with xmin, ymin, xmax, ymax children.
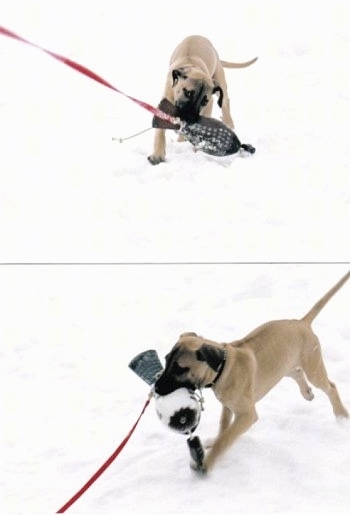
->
<box><xmin>305</xmin><ymin>387</ymin><xmax>315</xmax><ymax>401</ymax></box>
<box><xmin>147</xmin><ymin>154</ymin><xmax>166</xmax><ymax>165</ymax></box>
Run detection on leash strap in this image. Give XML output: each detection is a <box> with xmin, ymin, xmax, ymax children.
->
<box><xmin>0</xmin><ymin>25</ymin><xmax>175</xmax><ymax>123</ymax></box>
<box><xmin>56</xmin><ymin>397</ymin><xmax>151</xmax><ymax>513</ymax></box>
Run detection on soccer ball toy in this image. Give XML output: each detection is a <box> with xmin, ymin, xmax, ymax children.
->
<box><xmin>154</xmin><ymin>387</ymin><xmax>202</xmax><ymax>435</ymax></box>
<box><xmin>128</xmin><ymin>349</ymin><xmax>202</xmax><ymax>435</ymax></box>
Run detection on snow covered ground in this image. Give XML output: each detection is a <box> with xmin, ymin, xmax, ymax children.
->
<box><xmin>1</xmin><ymin>1</ymin><xmax>350</xmax><ymax>514</ymax></box>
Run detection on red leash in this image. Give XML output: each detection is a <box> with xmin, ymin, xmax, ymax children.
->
<box><xmin>0</xmin><ymin>25</ymin><xmax>175</xmax><ymax>123</ymax></box>
<box><xmin>56</xmin><ymin>397</ymin><xmax>151</xmax><ymax>513</ymax></box>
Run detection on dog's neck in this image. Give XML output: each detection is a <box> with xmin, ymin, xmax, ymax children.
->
<box><xmin>204</xmin><ymin>345</ymin><xmax>227</xmax><ymax>389</ymax></box>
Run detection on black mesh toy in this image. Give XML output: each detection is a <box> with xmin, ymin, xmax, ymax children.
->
<box><xmin>152</xmin><ymin>98</ymin><xmax>255</xmax><ymax>157</ymax></box>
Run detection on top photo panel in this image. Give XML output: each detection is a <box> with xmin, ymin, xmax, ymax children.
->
<box><xmin>0</xmin><ymin>0</ymin><xmax>349</xmax><ymax>263</ymax></box>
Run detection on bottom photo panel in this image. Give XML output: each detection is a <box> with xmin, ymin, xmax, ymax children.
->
<box><xmin>2</xmin><ymin>263</ymin><xmax>350</xmax><ymax>514</ymax></box>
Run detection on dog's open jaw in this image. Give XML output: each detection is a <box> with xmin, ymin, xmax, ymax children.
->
<box><xmin>154</xmin><ymin>342</ymin><xmax>226</xmax><ymax>395</ymax></box>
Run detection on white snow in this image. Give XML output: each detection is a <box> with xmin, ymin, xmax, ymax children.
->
<box><xmin>1</xmin><ymin>0</ymin><xmax>350</xmax><ymax>514</ymax></box>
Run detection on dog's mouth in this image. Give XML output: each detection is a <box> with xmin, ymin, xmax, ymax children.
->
<box><xmin>174</xmin><ymin>95</ymin><xmax>209</xmax><ymax>123</ymax></box>
<box><xmin>154</xmin><ymin>361</ymin><xmax>198</xmax><ymax>395</ymax></box>
<box><xmin>174</xmin><ymin>102</ymin><xmax>201</xmax><ymax>123</ymax></box>
<box><xmin>174</xmin><ymin>85</ymin><xmax>208</xmax><ymax>123</ymax></box>
<box><xmin>154</xmin><ymin>372</ymin><xmax>196</xmax><ymax>396</ymax></box>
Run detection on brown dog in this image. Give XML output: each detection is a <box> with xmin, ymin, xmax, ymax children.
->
<box><xmin>154</xmin><ymin>271</ymin><xmax>349</xmax><ymax>473</ymax></box>
<box><xmin>148</xmin><ymin>35</ymin><xmax>257</xmax><ymax>165</ymax></box>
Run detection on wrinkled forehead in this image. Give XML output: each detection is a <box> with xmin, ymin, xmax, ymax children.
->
<box><xmin>164</xmin><ymin>345</ymin><xmax>182</xmax><ymax>367</ymax></box>
<box><xmin>164</xmin><ymin>338</ymin><xmax>201</xmax><ymax>367</ymax></box>
<box><xmin>164</xmin><ymin>345</ymin><xmax>189</xmax><ymax>370</ymax></box>
<box><xmin>178</xmin><ymin>69</ymin><xmax>213</xmax><ymax>89</ymax></box>
<box><xmin>184</xmin><ymin>78</ymin><xmax>213</xmax><ymax>96</ymax></box>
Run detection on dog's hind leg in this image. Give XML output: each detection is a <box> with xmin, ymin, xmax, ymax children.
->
<box><xmin>302</xmin><ymin>338</ymin><xmax>349</xmax><ymax>418</ymax></box>
<box><xmin>288</xmin><ymin>367</ymin><xmax>314</xmax><ymax>401</ymax></box>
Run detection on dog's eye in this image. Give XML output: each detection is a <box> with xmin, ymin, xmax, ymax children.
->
<box><xmin>184</xmin><ymin>89</ymin><xmax>194</xmax><ymax>99</ymax></box>
<box><xmin>172</xmin><ymin>362</ymin><xmax>190</xmax><ymax>375</ymax></box>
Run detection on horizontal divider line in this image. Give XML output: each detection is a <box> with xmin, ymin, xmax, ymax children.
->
<box><xmin>1</xmin><ymin>262</ymin><xmax>349</xmax><ymax>266</ymax></box>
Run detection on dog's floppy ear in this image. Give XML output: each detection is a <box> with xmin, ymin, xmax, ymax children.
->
<box><xmin>180</xmin><ymin>331</ymin><xmax>198</xmax><ymax>338</ymax></box>
<box><xmin>212</xmin><ymin>85</ymin><xmax>224</xmax><ymax>107</ymax></box>
<box><xmin>172</xmin><ymin>69</ymin><xmax>184</xmax><ymax>86</ymax></box>
<box><xmin>196</xmin><ymin>344</ymin><xmax>225</xmax><ymax>371</ymax></box>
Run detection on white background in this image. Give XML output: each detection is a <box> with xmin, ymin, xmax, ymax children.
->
<box><xmin>1</xmin><ymin>0</ymin><xmax>349</xmax><ymax>513</ymax></box>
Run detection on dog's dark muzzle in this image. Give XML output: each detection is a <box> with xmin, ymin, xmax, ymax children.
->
<box><xmin>154</xmin><ymin>370</ymin><xmax>195</xmax><ymax>396</ymax></box>
<box><xmin>174</xmin><ymin>100</ymin><xmax>201</xmax><ymax>124</ymax></box>
<box><xmin>174</xmin><ymin>85</ymin><xmax>207</xmax><ymax>123</ymax></box>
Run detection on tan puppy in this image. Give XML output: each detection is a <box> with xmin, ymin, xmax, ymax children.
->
<box><xmin>148</xmin><ymin>35</ymin><xmax>257</xmax><ymax>165</ymax></box>
<box><xmin>154</xmin><ymin>271</ymin><xmax>349</xmax><ymax>473</ymax></box>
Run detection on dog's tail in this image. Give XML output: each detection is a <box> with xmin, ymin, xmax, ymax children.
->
<box><xmin>301</xmin><ymin>271</ymin><xmax>350</xmax><ymax>325</ymax></box>
<box><xmin>220</xmin><ymin>57</ymin><xmax>258</xmax><ymax>69</ymax></box>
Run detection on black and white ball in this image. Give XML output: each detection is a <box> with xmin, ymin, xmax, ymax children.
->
<box><xmin>155</xmin><ymin>388</ymin><xmax>201</xmax><ymax>435</ymax></box>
